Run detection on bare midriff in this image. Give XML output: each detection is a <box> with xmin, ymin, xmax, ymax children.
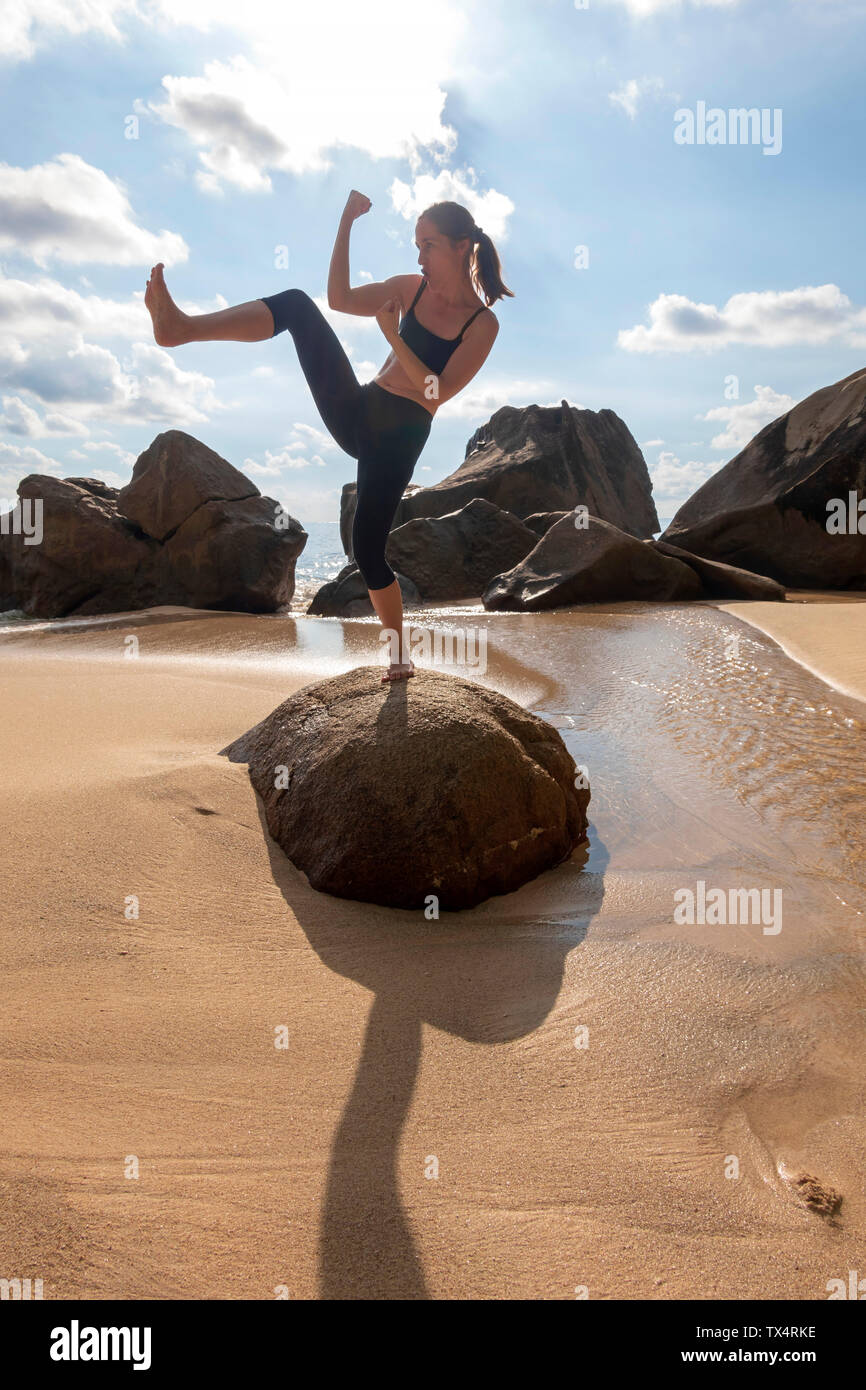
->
<box><xmin>371</xmin><ymin>359</ymin><xmax>438</xmax><ymax>417</ymax></box>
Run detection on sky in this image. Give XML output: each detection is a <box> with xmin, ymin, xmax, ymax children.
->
<box><xmin>1</xmin><ymin>0</ymin><xmax>865</xmax><ymax>530</ymax></box>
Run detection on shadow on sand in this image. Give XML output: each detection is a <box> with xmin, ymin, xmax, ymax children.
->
<box><xmin>241</xmin><ymin>786</ymin><xmax>608</xmax><ymax>1299</ymax></box>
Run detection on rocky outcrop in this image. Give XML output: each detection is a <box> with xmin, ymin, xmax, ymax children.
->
<box><xmin>649</xmin><ymin>539</ymin><xmax>786</xmax><ymax>600</ymax></box>
<box><xmin>222</xmin><ymin>665</ymin><xmax>590</xmax><ymax>910</ymax></box>
<box><xmin>5</xmin><ymin>476</ymin><xmax>165</xmax><ymax>617</ymax></box>
<box><xmin>153</xmin><ymin>492</ymin><xmax>305</xmax><ymax>612</ymax></box>
<box><xmin>313</xmin><ymin>499</ymin><xmax>539</xmax><ymax>610</ymax></box>
<box><xmin>307</xmin><ymin>564</ymin><xmax>421</xmax><ymax>617</ymax></box>
<box><xmin>661</xmin><ymin>366</ymin><xmax>866</xmax><ymax>589</ymax></box>
<box><xmin>338</xmin><ymin>400</ymin><xmax>659</xmax><ymax>552</ymax></box>
<box><xmin>383</xmin><ymin>499</ymin><xmax>538</xmax><ymax>600</ymax></box>
<box><xmin>484</xmin><ymin>514</ymin><xmax>702</xmax><ymax>610</ymax></box>
<box><xmin>0</xmin><ymin>430</ymin><xmax>306</xmax><ymax>618</ymax></box>
<box><xmin>118</xmin><ymin>431</ymin><xmax>254</xmax><ymax>542</ymax></box>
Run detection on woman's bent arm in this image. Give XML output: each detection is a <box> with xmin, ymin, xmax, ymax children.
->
<box><xmin>327</xmin><ymin>213</ymin><xmax>353</xmax><ymax>309</ymax></box>
<box><xmin>381</xmin><ymin>331</ymin><xmax>438</xmax><ymax>396</ymax></box>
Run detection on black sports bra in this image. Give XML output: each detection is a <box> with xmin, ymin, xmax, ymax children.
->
<box><xmin>397</xmin><ymin>278</ymin><xmax>487</xmax><ymax>374</ymax></box>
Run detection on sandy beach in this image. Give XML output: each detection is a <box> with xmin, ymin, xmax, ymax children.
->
<box><xmin>2</xmin><ymin>594</ymin><xmax>865</xmax><ymax>1300</ymax></box>
<box><xmin>720</xmin><ymin>593</ymin><xmax>866</xmax><ymax>708</ymax></box>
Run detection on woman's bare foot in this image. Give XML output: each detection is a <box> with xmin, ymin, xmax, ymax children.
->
<box><xmin>144</xmin><ymin>263</ymin><xmax>190</xmax><ymax>347</ymax></box>
<box><xmin>381</xmin><ymin>659</ymin><xmax>415</xmax><ymax>683</ymax></box>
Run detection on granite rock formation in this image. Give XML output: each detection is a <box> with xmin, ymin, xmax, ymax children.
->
<box><xmin>0</xmin><ymin>430</ymin><xmax>306</xmax><ymax>618</ymax></box>
<box><xmin>661</xmin><ymin>366</ymin><xmax>866</xmax><ymax>589</ymax></box>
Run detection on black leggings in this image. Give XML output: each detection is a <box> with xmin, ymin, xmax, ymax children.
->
<box><xmin>259</xmin><ymin>288</ymin><xmax>432</xmax><ymax>590</ymax></box>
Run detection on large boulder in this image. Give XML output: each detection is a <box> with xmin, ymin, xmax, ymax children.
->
<box><xmin>342</xmin><ymin>399</ymin><xmax>659</xmax><ymax>540</ymax></box>
<box><xmin>383</xmin><ymin>498</ymin><xmax>539</xmax><ymax>600</ymax></box>
<box><xmin>157</xmin><ymin>494</ymin><xmax>304</xmax><ymax>612</ymax></box>
<box><xmin>2</xmin><ymin>476</ymin><xmax>161</xmax><ymax>617</ymax></box>
<box><xmin>307</xmin><ymin>564</ymin><xmax>421</xmax><ymax>617</ymax></box>
<box><xmin>222</xmin><ymin>666</ymin><xmax>590</xmax><ymax>910</ymax></box>
<box><xmin>0</xmin><ymin>432</ymin><xmax>307</xmax><ymax>618</ymax></box>
<box><xmin>661</xmin><ymin>366</ymin><xmax>866</xmax><ymax>588</ymax></box>
<box><xmin>484</xmin><ymin>514</ymin><xmax>702</xmax><ymax>611</ymax></box>
<box><xmin>117</xmin><ymin>430</ymin><xmax>255</xmax><ymax>541</ymax></box>
<box><xmin>649</xmin><ymin>539</ymin><xmax>786</xmax><ymax>600</ymax></box>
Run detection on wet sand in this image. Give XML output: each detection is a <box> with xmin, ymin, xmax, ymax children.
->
<box><xmin>1</xmin><ymin>597</ymin><xmax>865</xmax><ymax>1299</ymax></box>
<box><xmin>721</xmin><ymin>592</ymin><xmax>866</xmax><ymax>707</ymax></box>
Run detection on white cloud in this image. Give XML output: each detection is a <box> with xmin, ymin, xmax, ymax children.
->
<box><xmin>118</xmin><ymin>342</ymin><xmax>224</xmax><ymax>423</ymax></box>
<box><xmin>647</xmin><ymin>387</ymin><xmax>795</xmax><ymax>511</ymax></box>
<box><xmin>4</xmin><ymin>3</ymin><xmax>477</xmax><ymax>195</ymax></box>
<box><xmin>0</xmin><ymin>324</ymin><xmax>219</xmax><ymax>427</ymax></box>
<box><xmin>142</xmin><ymin>1</ymin><xmax>466</xmax><ymax>195</ymax></box>
<box><xmin>650</xmin><ymin>450</ymin><xmax>722</xmax><ymax>513</ymax></box>
<box><xmin>0</xmin><ymin>441</ymin><xmax>66</xmax><ymax>498</ymax></box>
<box><xmin>245</xmin><ymin>450</ymin><xmax>314</xmax><ymax>475</ymax></box>
<box><xmin>82</xmin><ymin>468</ymin><xmax>126</xmax><ymax>487</ymax></box>
<box><xmin>619</xmin><ymin>284</ymin><xmax>866</xmax><ymax>352</ymax></box>
<box><xmin>437</xmin><ymin>378</ymin><xmax>557</xmax><ymax>421</ymax></box>
<box><xmin>0</xmin><ymin>154</ymin><xmax>188</xmax><ymax>268</ymax></box>
<box><xmin>0</xmin><ymin>273</ymin><xmax>222</xmax><ymax>430</ymax></box>
<box><xmin>699</xmin><ymin>384</ymin><xmax>795</xmax><ymax>450</ymax></box>
<box><xmin>82</xmin><ymin>439</ymin><xmax>137</xmax><ymax>467</ymax></box>
<box><xmin>0</xmin><ymin>274</ymin><xmax>144</xmax><ymax>346</ymax></box>
<box><xmin>0</xmin><ymin>394</ymin><xmax>89</xmax><ymax>437</ymax></box>
<box><xmin>243</xmin><ymin>420</ymin><xmax>340</xmax><ymax>475</ymax></box>
<box><xmin>0</xmin><ymin>0</ymin><xmax>138</xmax><ymax>62</ymax></box>
<box><xmin>390</xmin><ymin>169</ymin><xmax>514</xmax><ymax>244</ymax></box>
<box><xmin>608</xmin><ymin>77</ymin><xmax>667</xmax><ymax>120</ymax></box>
<box><xmin>290</xmin><ymin>422</ymin><xmax>340</xmax><ymax>452</ymax></box>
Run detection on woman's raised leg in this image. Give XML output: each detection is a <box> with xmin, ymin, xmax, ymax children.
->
<box><xmin>145</xmin><ymin>267</ymin><xmax>365</xmax><ymax>457</ymax></box>
<box><xmin>145</xmin><ymin>264</ymin><xmax>273</xmax><ymax>344</ymax></box>
<box><xmin>259</xmin><ymin>287</ymin><xmax>364</xmax><ymax>457</ymax></box>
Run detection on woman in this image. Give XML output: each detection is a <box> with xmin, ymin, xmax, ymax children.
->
<box><xmin>144</xmin><ymin>191</ymin><xmax>514</xmax><ymax>681</ymax></box>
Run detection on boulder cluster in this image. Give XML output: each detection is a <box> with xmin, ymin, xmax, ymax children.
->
<box><xmin>0</xmin><ymin>431</ymin><xmax>306</xmax><ymax>618</ymax></box>
<box><xmin>4</xmin><ymin>368</ymin><xmax>864</xmax><ymax>620</ymax></box>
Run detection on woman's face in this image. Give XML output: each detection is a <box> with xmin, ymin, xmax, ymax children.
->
<box><xmin>414</xmin><ymin>217</ymin><xmax>469</xmax><ymax>285</ymax></box>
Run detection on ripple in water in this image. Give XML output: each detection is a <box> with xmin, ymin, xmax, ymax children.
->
<box><xmin>605</xmin><ymin>606</ymin><xmax>866</xmax><ymax>898</ymax></box>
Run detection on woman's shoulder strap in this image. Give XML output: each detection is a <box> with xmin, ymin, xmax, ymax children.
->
<box><xmin>407</xmin><ymin>277</ymin><xmax>426</xmax><ymax>312</ymax></box>
<box><xmin>457</xmin><ymin>301</ymin><xmax>488</xmax><ymax>338</ymax></box>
